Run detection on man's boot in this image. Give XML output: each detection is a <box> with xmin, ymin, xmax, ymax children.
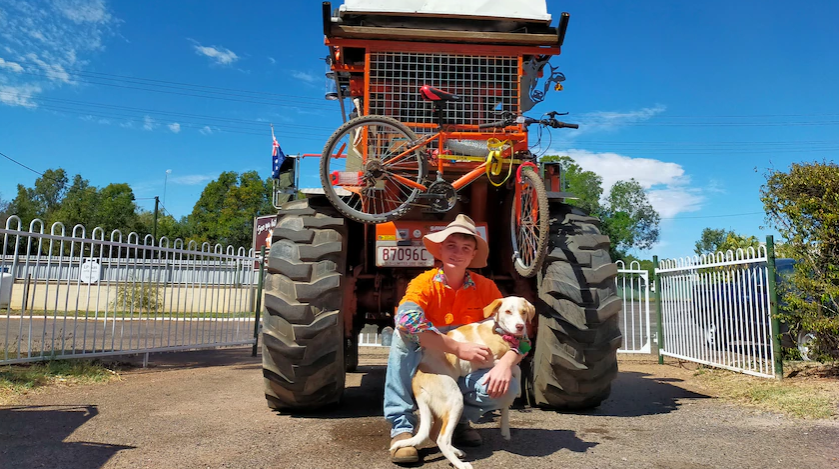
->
<box><xmin>452</xmin><ymin>422</ymin><xmax>482</xmax><ymax>447</ymax></box>
<box><xmin>390</xmin><ymin>432</ymin><xmax>419</xmax><ymax>465</ymax></box>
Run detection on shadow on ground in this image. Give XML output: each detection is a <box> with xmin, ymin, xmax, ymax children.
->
<box><xmin>587</xmin><ymin>371</ymin><xmax>711</xmax><ymax>418</ymax></box>
<box><xmin>111</xmin><ymin>346</ymin><xmax>260</xmax><ymax>373</ymax></box>
<box><xmin>420</xmin><ymin>427</ymin><xmax>598</xmax><ymax>464</ymax></box>
<box><xmin>286</xmin><ymin>365</ymin><xmax>387</xmax><ymax>419</ymax></box>
<box><xmin>0</xmin><ymin>405</ymin><xmax>134</xmax><ymax>468</ymax></box>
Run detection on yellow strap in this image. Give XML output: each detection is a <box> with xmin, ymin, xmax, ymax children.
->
<box><xmin>485</xmin><ymin>139</ymin><xmax>515</xmax><ymax>187</ymax></box>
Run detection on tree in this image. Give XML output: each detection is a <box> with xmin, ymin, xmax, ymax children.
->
<box><xmin>601</xmin><ymin>179</ymin><xmax>660</xmax><ymax>258</ymax></box>
<box><xmin>543</xmin><ymin>155</ymin><xmax>602</xmax><ymax>214</ymax></box>
<box><xmin>187</xmin><ymin>171</ymin><xmax>273</xmax><ymax>248</ymax></box>
<box><xmin>7</xmin><ymin>168</ymin><xmax>68</xmax><ymax>228</ymax></box>
<box><xmin>695</xmin><ymin>228</ymin><xmax>730</xmax><ymax>256</ymax></box>
<box><xmin>0</xmin><ymin>193</ymin><xmax>9</xmax><ymax>227</ymax></box>
<box><xmin>54</xmin><ymin>174</ymin><xmax>100</xmax><ymax>230</ymax></box>
<box><xmin>761</xmin><ymin>161</ymin><xmax>839</xmax><ymax>361</ymax></box>
<box><xmin>7</xmin><ymin>185</ymin><xmax>38</xmax><ymax>228</ymax></box>
<box><xmin>694</xmin><ymin>228</ymin><xmax>761</xmax><ymax>257</ymax></box>
<box><xmin>97</xmin><ymin>183</ymin><xmax>139</xmax><ymax>234</ymax></box>
<box><xmin>541</xmin><ymin>156</ymin><xmax>660</xmax><ymax>260</ymax></box>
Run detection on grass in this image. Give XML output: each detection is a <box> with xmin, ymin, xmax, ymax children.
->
<box><xmin>0</xmin><ymin>359</ymin><xmax>123</xmax><ymax>405</ymax></box>
<box><xmin>692</xmin><ymin>363</ymin><xmax>839</xmax><ymax>419</ymax></box>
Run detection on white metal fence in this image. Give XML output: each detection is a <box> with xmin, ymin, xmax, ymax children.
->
<box><xmin>656</xmin><ymin>247</ymin><xmax>777</xmax><ymax>378</ymax></box>
<box><xmin>1</xmin><ymin>216</ymin><xmax>261</xmax><ymax>365</ymax></box>
<box><xmin>616</xmin><ymin>261</ymin><xmax>652</xmax><ymax>354</ymax></box>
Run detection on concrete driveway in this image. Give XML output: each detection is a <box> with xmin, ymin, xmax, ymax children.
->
<box><xmin>2</xmin><ymin>348</ymin><xmax>837</xmax><ymax>469</ymax></box>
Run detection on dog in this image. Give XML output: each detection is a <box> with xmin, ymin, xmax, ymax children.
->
<box><xmin>389</xmin><ymin>296</ymin><xmax>536</xmax><ymax>469</ymax></box>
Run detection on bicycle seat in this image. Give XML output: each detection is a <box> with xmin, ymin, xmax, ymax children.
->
<box><xmin>420</xmin><ymin>85</ymin><xmax>462</xmax><ymax>102</ymax></box>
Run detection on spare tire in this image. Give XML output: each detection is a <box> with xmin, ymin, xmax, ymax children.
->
<box><xmin>531</xmin><ymin>202</ymin><xmax>622</xmax><ymax>410</ymax></box>
<box><xmin>262</xmin><ymin>197</ymin><xmax>347</xmax><ymax>410</ymax></box>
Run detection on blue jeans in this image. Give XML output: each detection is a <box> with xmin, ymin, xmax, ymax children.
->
<box><xmin>384</xmin><ymin>330</ymin><xmax>521</xmax><ymax>438</ymax></box>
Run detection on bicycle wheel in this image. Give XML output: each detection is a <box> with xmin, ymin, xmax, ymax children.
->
<box><xmin>510</xmin><ymin>166</ymin><xmax>549</xmax><ymax>277</ymax></box>
<box><xmin>320</xmin><ymin>115</ymin><xmax>426</xmax><ymax>224</ymax></box>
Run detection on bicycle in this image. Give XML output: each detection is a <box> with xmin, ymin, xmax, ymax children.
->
<box><xmin>319</xmin><ymin>85</ymin><xmax>578</xmax><ymax>277</ymax></box>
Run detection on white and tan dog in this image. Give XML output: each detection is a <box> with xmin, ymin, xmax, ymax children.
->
<box><xmin>390</xmin><ymin>296</ymin><xmax>535</xmax><ymax>469</ymax></box>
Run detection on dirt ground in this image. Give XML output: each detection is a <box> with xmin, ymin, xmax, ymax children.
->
<box><xmin>2</xmin><ymin>347</ymin><xmax>838</xmax><ymax>469</ymax></box>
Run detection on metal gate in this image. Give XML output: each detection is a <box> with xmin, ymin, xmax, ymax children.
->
<box><xmin>655</xmin><ymin>245</ymin><xmax>780</xmax><ymax>378</ymax></box>
<box><xmin>616</xmin><ymin>261</ymin><xmax>652</xmax><ymax>353</ymax></box>
<box><xmin>1</xmin><ymin>217</ymin><xmax>260</xmax><ymax>365</ymax></box>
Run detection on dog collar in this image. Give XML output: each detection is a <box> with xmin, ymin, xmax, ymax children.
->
<box><xmin>495</xmin><ymin>326</ymin><xmax>532</xmax><ymax>356</ymax></box>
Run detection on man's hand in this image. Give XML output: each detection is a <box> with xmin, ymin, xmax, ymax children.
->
<box><xmin>481</xmin><ymin>360</ymin><xmax>513</xmax><ymax>398</ymax></box>
<box><xmin>455</xmin><ymin>342</ymin><xmax>492</xmax><ymax>364</ymax></box>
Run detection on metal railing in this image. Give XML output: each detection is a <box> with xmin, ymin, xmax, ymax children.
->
<box><xmin>616</xmin><ymin>260</ymin><xmax>652</xmax><ymax>354</ymax></box>
<box><xmin>655</xmin><ymin>243</ymin><xmax>780</xmax><ymax>379</ymax></box>
<box><xmin>1</xmin><ymin>216</ymin><xmax>261</xmax><ymax>365</ymax></box>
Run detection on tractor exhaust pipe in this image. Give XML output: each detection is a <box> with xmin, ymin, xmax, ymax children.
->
<box><xmin>557</xmin><ymin>12</ymin><xmax>570</xmax><ymax>47</ymax></box>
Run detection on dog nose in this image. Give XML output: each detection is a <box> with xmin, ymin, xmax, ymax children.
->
<box><xmin>516</xmin><ymin>324</ymin><xmax>524</xmax><ymax>332</ymax></box>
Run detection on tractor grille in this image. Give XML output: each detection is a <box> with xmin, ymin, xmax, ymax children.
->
<box><xmin>366</xmin><ymin>51</ymin><xmax>520</xmax><ymax>130</ymax></box>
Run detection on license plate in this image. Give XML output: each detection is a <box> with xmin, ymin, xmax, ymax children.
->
<box><xmin>376</xmin><ymin>246</ymin><xmax>434</xmax><ymax>267</ymax></box>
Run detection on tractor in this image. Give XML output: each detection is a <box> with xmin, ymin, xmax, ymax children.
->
<box><xmin>262</xmin><ymin>1</ymin><xmax>622</xmax><ymax>412</ymax></box>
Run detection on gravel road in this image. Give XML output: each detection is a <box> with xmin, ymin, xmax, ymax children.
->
<box><xmin>2</xmin><ymin>347</ymin><xmax>837</xmax><ymax>469</ymax></box>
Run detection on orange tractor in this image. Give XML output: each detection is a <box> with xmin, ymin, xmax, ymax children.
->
<box><xmin>262</xmin><ymin>1</ymin><xmax>621</xmax><ymax>411</ymax></box>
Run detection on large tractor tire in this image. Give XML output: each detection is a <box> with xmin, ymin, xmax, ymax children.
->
<box><xmin>531</xmin><ymin>202</ymin><xmax>622</xmax><ymax>410</ymax></box>
<box><xmin>262</xmin><ymin>197</ymin><xmax>347</xmax><ymax>410</ymax></box>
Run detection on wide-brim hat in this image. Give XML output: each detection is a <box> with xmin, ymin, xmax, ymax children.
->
<box><xmin>423</xmin><ymin>214</ymin><xmax>489</xmax><ymax>269</ymax></box>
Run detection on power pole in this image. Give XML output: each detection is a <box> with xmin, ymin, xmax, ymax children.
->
<box><xmin>153</xmin><ymin>196</ymin><xmax>159</xmax><ymax>243</ymax></box>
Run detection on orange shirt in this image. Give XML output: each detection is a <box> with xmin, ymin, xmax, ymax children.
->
<box><xmin>399</xmin><ymin>268</ymin><xmax>503</xmax><ymax>327</ymax></box>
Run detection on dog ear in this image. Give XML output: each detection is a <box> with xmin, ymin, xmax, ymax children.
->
<box><xmin>483</xmin><ymin>298</ymin><xmax>504</xmax><ymax>319</ymax></box>
<box><xmin>524</xmin><ymin>300</ymin><xmax>536</xmax><ymax>322</ymax></box>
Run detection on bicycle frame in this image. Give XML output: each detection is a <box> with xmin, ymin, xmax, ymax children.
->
<box><xmin>373</xmin><ymin>127</ymin><xmax>531</xmax><ymax>192</ymax></box>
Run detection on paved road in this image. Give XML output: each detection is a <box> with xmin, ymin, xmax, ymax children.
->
<box><xmin>0</xmin><ymin>317</ymin><xmax>256</xmax><ymax>361</ymax></box>
<box><xmin>2</xmin><ymin>348</ymin><xmax>837</xmax><ymax>469</ymax></box>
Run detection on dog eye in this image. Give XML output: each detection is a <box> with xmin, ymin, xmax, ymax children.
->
<box><xmin>504</xmin><ymin>310</ymin><xmax>512</xmax><ymax>315</ymax></box>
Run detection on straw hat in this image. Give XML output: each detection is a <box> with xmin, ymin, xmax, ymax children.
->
<box><xmin>423</xmin><ymin>214</ymin><xmax>489</xmax><ymax>269</ymax></box>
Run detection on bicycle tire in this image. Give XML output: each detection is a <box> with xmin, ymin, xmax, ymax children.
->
<box><xmin>319</xmin><ymin>115</ymin><xmax>426</xmax><ymax>224</ymax></box>
<box><xmin>510</xmin><ymin>166</ymin><xmax>549</xmax><ymax>278</ymax></box>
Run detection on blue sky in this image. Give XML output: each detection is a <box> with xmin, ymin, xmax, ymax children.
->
<box><xmin>1</xmin><ymin>0</ymin><xmax>838</xmax><ymax>260</ymax></box>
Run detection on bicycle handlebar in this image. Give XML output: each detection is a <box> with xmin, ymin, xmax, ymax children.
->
<box><xmin>478</xmin><ymin>113</ymin><xmax>579</xmax><ymax>130</ymax></box>
<box><xmin>478</xmin><ymin>120</ymin><xmax>509</xmax><ymax>129</ymax></box>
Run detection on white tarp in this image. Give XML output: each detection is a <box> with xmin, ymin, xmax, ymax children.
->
<box><xmin>340</xmin><ymin>0</ymin><xmax>551</xmax><ymax>22</ymax></box>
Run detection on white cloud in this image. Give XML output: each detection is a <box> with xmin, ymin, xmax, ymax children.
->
<box><xmin>143</xmin><ymin>115</ymin><xmax>156</xmax><ymax>131</ymax></box>
<box><xmin>0</xmin><ymin>84</ymin><xmax>41</xmax><ymax>108</ymax></box>
<box><xmin>0</xmin><ymin>0</ymin><xmax>117</xmax><ymax>107</ymax></box>
<box><xmin>291</xmin><ymin>70</ymin><xmax>317</xmax><ymax>83</ymax></box>
<box><xmin>191</xmin><ymin>41</ymin><xmax>239</xmax><ymax>65</ymax></box>
<box><xmin>170</xmin><ymin>174</ymin><xmax>214</xmax><ymax>185</ymax></box>
<box><xmin>55</xmin><ymin>0</ymin><xmax>112</xmax><ymax>24</ymax></box>
<box><xmin>199</xmin><ymin>126</ymin><xmax>213</xmax><ymax>135</ymax></box>
<box><xmin>168</xmin><ymin>122</ymin><xmax>181</xmax><ymax>133</ymax></box>
<box><xmin>0</xmin><ymin>57</ymin><xmax>23</xmax><ymax>72</ymax></box>
<box><xmin>558</xmin><ymin>149</ymin><xmax>705</xmax><ymax>219</ymax></box>
<box><xmin>267</xmin><ymin>56</ymin><xmax>276</xmax><ymax>64</ymax></box>
<box><xmin>24</xmin><ymin>53</ymin><xmax>71</xmax><ymax>83</ymax></box>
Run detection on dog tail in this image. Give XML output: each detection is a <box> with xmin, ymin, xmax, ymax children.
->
<box><xmin>389</xmin><ymin>397</ymin><xmax>434</xmax><ymax>451</ymax></box>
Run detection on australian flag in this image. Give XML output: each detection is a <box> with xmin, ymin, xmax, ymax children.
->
<box><xmin>271</xmin><ymin>135</ymin><xmax>285</xmax><ymax>179</ymax></box>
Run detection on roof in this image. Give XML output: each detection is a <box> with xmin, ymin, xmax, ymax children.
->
<box><xmin>339</xmin><ymin>0</ymin><xmax>551</xmax><ymax>23</ymax></box>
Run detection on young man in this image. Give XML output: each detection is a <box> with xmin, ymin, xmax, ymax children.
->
<box><xmin>384</xmin><ymin>214</ymin><xmax>525</xmax><ymax>465</ymax></box>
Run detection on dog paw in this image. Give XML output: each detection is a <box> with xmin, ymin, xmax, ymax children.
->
<box><xmin>500</xmin><ymin>430</ymin><xmax>511</xmax><ymax>440</ymax></box>
<box><xmin>459</xmin><ymin>463</ymin><xmax>473</xmax><ymax>469</ymax></box>
<box><xmin>453</xmin><ymin>448</ymin><xmax>466</xmax><ymax>458</ymax></box>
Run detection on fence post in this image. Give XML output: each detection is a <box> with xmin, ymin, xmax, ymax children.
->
<box><xmin>653</xmin><ymin>255</ymin><xmax>664</xmax><ymax>365</ymax></box>
<box><xmin>252</xmin><ymin>246</ymin><xmax>266</xmax><ymax>357</ymax></box>
<box><xmin>766</xmin><ymin>235</ymin><xmax>783</xmax><ymax>379</ymax></box>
